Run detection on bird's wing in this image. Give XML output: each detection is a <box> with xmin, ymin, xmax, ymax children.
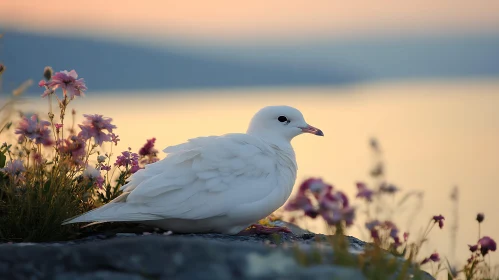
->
<box><xmin>119</xmin><ymin>135</ymin><xmax>219</xmax><ymax>193</ymax></box>
<box><xmin>77</xmin><ymin>134</ymin><xmax>280</xmax><ymax>223</ymax></box>
<box><xmin>126</xmin><ymin>133</ymin><xmax>279</xmax><ymax>219</ymax></box>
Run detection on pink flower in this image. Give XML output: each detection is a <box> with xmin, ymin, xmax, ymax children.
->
<box><xmin>285</xmin><ymin>195</ymin><xmax>315</xmax><ymax>214</ymax></box>
<box><xmin>32</xmin><ymin>152</ymin><xmax>43</xmax><ymax>164</ymax></box>
<box><xmin>298</xmin><ymin>178</ymin><xmax>328</xmax><ymax>195</ymax></box>
<box><xmin>383</xmin><ymin>221</ymin><xmax>402</xmax><ymax>247</ymax></box>
<box><xmin>46</xmin><ymin>70</ymin><xmax>87</xmax><ymax>99</ymax></box>
<box><xmin>41</xmin><ymin>88</ymin><xmax>55</xmax><ymax>98</ymax></box>
<box><xmin>115</xmin><ymin>151</ymin><xmax>139</xmax><ymax>167</ymax></box>
<box><xmin>304</xmin><ymin>209</ymin><xmax>319</xmax><ymax>219</ymax></box>
<box><xmin>286</xmin><ymin>177</ymin><xmax>355</xmax><ymax>227</ymax></box>
<box><xmin>15</xmin><ymin>115</ymin><xmax>53</xmax><ymax>146</ymax></box>
<box><xmin>139</xmin><ymin>137</ymin><xmax>159</xmax><ymax>164</ymax></box>
<box><xmin>39</xmin><ymin>78</ymin><xmax>55</xmax><ymax>98</ymax></box>
<box><xmin>421</xmin><ymin>252</ymin><xmax>440</xmax><ymax>264</ymax></box>
<box><xmin>392</xmin><ymin>236</ymin><xmax>401</xmax><ymax>247</ymax></box>
<box><xmin>389</xmin><ymin>227</ymin><xmax>399</xmax><ymax>240</ymax></box>
<box><xmin>327</xmin><ymin>209</ymin><xmax>354</xmax><ymax>226</ymax></box>
<box><xmin>432</xmin><ymin>215</ymin><xmax>445</xmax><ymax>229</ymax></box>
<box><xmin>403</xmin><ymin>232</ymin><xmax>409</xmax><ymax>242</ymax></box>
<box><xmin>318</xmin><ymin>187</ymin><xmax>355</xmax><ymax>226</ymax></box>
<box><xmin>1</xmin><ymin>159</ymin><xmax>25</xmax><ymax>178</ymax></box>
<box><xmin>336</xmin><ymin>191</ymin><xmax>350</xmax><ymax>208</ymax></box>
<box><xmin>468</xmin><ymin>244</ymin><xmax>478</xmax><ymax>253</ymax></box>
<box><xmin>365</xmin><ymin>221</ymin><xmax>381</xmax><ymax>240</ymax></box>
<box><xmin>115</xmin><ymin>150</ymin><xmax>140</xmax><ymax>173</ymax></box>
<box><xmin>285</xmin><ymin>194</ymin><xmax>319</xmax><ymax>218</ymax></box>
<box><xmin>78</xmin><ymin>114</ymin><xmax>117</xmax><ymax>146</ymax></box>
<box><xmin>365</xmin><ymin>220</ymin><xmax>402</xmax><ymax>246</ymax></box>
<box><xmin>58</xmin><ymin>136</ymin><xmax>87</xmax><ymax>166</ymax></box>
<box><xmin>100</xmin><ymin>165</ymin><xmax>111</xmax><ymax>171</ymax></box>
<box><xmin>15</xmin><ymin>115</ymin><xmax>38</xmax><ymax>137</ymax></box>
<box><xmin>1</xmin><ymin>159</ymin><xmax>26</xmax><ymax>184</ymax></box>
<box><xmin>429</xmin><ymin>253</ymin><xmax>440</xmax><ymax>262</ymax></box>
<box><xmin>478</xmin><ymin>236</ymin><xmax>497</xmax><ymax>256</ymax></box>
<box><xmin>109</xmin><ymin>133</ymin><xmax>120</xmax><ymax>146</ymax></box>
<box><xmin>130</xmin><ymin>164</ymin><xmax>141</xmax><ymax>174</ymax></box>
<box><xmin>365</xmin><ymin>220</ymin><xmax>381</xmax><ymax>231</ymax></box>
<box><xmin>55</xmin><ymin>123</ymin><xmax>63</xmax><ymax>133</ymax></box>
<box><xmin>356</xmin><ymin>182</ymin><xmax>374</xmax><ymax>201</ymax></box>
<box><xmin>338</xmin><ymin>206</ymin><xmax>355</xmax><ymax>226</ymax></box>
<box><xmin>139</xmin><ymin>138</ymin><xmax>158</xmax><ymax>156</ymax></box>
<box><xmin>95</xmin><ymin>176</ymin><xmax>105</xmax><ymax>189</ymax></box>
<box><xmin>383</xmin><ymin>220</ymin><xmax>397</xmax><ymax>229</ymax></box>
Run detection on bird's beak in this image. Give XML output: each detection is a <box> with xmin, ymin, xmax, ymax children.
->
<box><xmin>301</xmin><ymin>124</ymin><xmax>324</xmax><ymax>136</ymax></box>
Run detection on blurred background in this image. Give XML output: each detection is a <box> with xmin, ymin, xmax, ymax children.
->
<box><xmin>1</xmin><ymin>0</ymin><xmax>498</xmax><ymax>273</ymax></box>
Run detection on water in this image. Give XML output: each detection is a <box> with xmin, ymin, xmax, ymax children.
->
<box><xmin>12</xmin><ymin>78</ymin><xmax>499</xmax><ymax>275</ymax></box>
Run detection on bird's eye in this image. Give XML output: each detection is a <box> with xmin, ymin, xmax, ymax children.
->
<box><xmin>278</xmin><ymin>116</ymin><xmax>288</xmax><ymax>123</ymax></box>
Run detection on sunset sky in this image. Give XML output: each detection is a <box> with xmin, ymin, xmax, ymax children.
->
<box><xmin>1</xmin><ymin>0</ymin><xmax>498</xmax><ymax>45</ymax></box>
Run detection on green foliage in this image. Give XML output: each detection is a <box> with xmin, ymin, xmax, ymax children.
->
<box><xmin>0</xmin><ymin>167</ymin><xmax>94</xmax><ymax>242</ymax></box>
<box><xmin>97</xmin><ymin>171</ymin><xmax>126</xmax><ymax>204</ymax></box>
<box><xmin>0</xmin><ymin>151</ymin><xmax>6</xmax><ymax>168</ymax></box>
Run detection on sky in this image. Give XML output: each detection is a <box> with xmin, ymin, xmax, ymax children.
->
<box><xmin>1</xmin><ymin>0</ymin><xmax>499</xmax><ymax>45</ymax></box>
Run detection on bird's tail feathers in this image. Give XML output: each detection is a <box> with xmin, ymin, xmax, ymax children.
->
<box><xmin>62</xmin><ymin>193</ymin><xmax>128</xmax><ymax>225</ymax></box>
<box><xmin>62</xmin><ymin>192</ymin><xmax>161</xmax><ymax>225</ymax></box>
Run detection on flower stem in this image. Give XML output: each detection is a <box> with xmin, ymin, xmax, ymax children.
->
<box><xmin>48</xmin><ymin>93</ymin><xmax>53</xmax><ymax>117</ymax></box>
<box><xmin>59</xmin><ymin>96</ymin><xmax>68</xmax><ymax>141</ymax></box>
<box><xmin>478</xmin><ymin>223</ymin><xmax>481</xmax><ymax>240</ymax></box>
<box><xmin>84</xmin><ymin>139</ymin><xmax>92</xmax><ymax>166</ymax></box>
<box><xmin>421</xmin><ymin>219</ymin><xmax>433</xmax><ymax>240</ymax></box>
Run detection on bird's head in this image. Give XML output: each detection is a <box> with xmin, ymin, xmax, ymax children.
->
<box><xmin>247</xmin><ymin>106</ymin><xmax>323</xmax><ymax>143</ymax></box>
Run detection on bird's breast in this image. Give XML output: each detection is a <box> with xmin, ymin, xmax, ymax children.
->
<box><xmin>275</xmin><ymin>164</ymin><xmax>297</xmax><ymax>206</ymax></box>
<box><xmin>272</xmin><ymin>148</ymin><xmax>298</xmax><ymax>206</ymax></box>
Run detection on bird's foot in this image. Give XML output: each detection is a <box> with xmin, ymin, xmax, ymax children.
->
<box><xmin>238</xmin><ymin>224</ymin><xmax>292</xmax><ymax>235</ymax></box>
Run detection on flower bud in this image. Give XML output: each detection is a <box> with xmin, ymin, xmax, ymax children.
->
<box><xmin>43</xmin><ymin>66</ymin><xmax>53</xmax><ymax>81</ymax></box>
<box><xmin>97</xmin><ymin>155</ymin><xmax>107</xmax><ymax>163</ymax></box>
<box><xmin>370</xmin><ymin>137</ymin><xmax>379</xmax><ymax>151</ymax></box>
<box><xmin>476</xmin><ymin>213</ymin><xmax>484</xmax><ymax>223</ymax></box>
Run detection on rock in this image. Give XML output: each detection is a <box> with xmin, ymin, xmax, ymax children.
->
<box><xmin>0</xmin><ymin>223</ymin><xmax>435</xmax><ymax>280</ymax></box>
<box><xmin>115</xmin><ymin>233</ymin><xmax>138</xmax><ymax>238</ymax></box>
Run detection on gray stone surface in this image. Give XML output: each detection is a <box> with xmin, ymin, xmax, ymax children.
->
<box><xmin>0</xmin><ymin>223</ymin><xmax>434</xmax><ymax>280</ymax></box>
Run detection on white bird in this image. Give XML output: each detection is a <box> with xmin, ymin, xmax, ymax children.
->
<box><xmin>63</xmin><ymin>106</ymin><xmax>323</xmax><ymax>234</ymax></box>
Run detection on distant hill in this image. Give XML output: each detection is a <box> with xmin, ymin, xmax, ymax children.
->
<box><xmin>0</xmin><ymin>32</ymin><xmax>359</xmax><ymax>95</ymax></box>
<box><xmin>206</xmin><ymin>33</ymin><xmax>499</xmax><ymax>81</ymax></box>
